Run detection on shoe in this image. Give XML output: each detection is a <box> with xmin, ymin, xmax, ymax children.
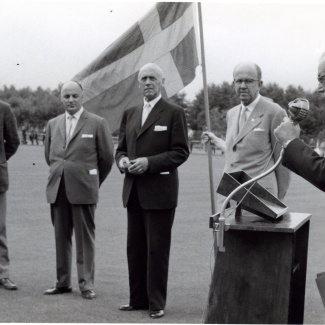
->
<box><xmin>44</xmin><ymin>286</ymin><xmax>72</xmax><ymax>295</ymax></box>
<box><xmin>81</xmin><ymin>290</ymin><xmax>96</xmax><ymax>299</ymax></box>
<box><xmin>0</xmin><ymin>278</ymin><xmax>17</xmax><ymax>290</ymax></box>
<box><xmin>119</xmin><ymin>304</ymin><xmax>148</xmax><ymax>311</ymax></box>
<box><xmin>150</xmin><ymin>310</ymin><xmax>164</xmax><ymax>319</ymax></box>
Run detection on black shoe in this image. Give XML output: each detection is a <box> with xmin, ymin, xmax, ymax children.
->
<box><xmin>150</xmin><ymin>310</ymin><xmax>164</xmax><ymax>319</ymax></box>
<box><xmin>44</xmin><ymin>286</ymin><xmax>72</xmax><ymax>295</ymax></box>
<box><xmin>81</xmin><ymin>290</ymin><xmax>96</xmax><ymax>299</ymax></box>
<box><xmin>119</xmin><ymin>304</ymin><xmax>148</xmax><ymax>311</ymax></box>
<box><xmin>0</xmin><ymin>278</ymin><xmax>17</xmax><ymax>290</ymax></box>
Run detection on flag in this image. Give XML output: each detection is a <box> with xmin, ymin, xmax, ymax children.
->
<box><xmin>73</xmin><ymin>2</ymin><xmax>199</xmax><ymax>132</ymax></box>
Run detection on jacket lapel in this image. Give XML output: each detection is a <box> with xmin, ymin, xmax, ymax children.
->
<box><xmin>133</xmin><ymin>105</ymin><xmax>143</xmax><ymax>137</ymax></box>
<box><xmin>137</xmin><ymin>99</ymin><xmax>163</xmax><ymax>138</ymax></box>
<box><xmin>59</xmin><ymin>114</ymin><xmax>66</xmax><ymax>143</ymax></box>
<box><xmin>233</xmin><ymin>98</ymin><xmax>265</xmax><ymax>145</ymax></box>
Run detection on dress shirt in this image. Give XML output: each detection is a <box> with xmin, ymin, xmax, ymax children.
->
<box><xmin>241</xmin><ymin>93</ymin><xmax>261</xmax><ymax>121</ymax></box>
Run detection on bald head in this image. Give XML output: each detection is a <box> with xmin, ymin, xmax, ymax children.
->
<box><xmin>138</xmin><ymin>63</ymin><xmax>164</xmax><ymax>81</ymax></box>
<box><xmin>233</xmin><ymin>62</ymin><xmax>262</xmax><ymax>80</ymax></box>
<box><xmin>60</xmin><ymin>81</ymin><xmax>84</xmax><ymax>115</ymax></box>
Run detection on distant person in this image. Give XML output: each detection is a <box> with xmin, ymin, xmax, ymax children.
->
<box><xmin>29</xmin><ymin>128</ymin><xmax>35</xmax><ymax>145</ymax></box>
<box><xmin>0</xmin><ymin>100</ymin><xmax>20</xmax><ymax>290</ymax></box>
<box><xmin>44</xmin><ymin>81</ymin><xmax>114</xmax><ymax>299</ymax></box>
<box><xmin>203</xmin><ymin>62</ymin><xmax>291</xmax><ymax>207</ymax></box>
<box><xmin>42</xmin><ymin>128</ymin><xmax>46</xmax><ymax>145</ymax></box>
<box><xmin>115</xmin><ymin>63</ymin><xmax>189</xmax><ymax>319</ymax></box>
<box><xmin>274</xmin><ymin>52</ymin><xmax>325</xmax><ymax>192</ymax></box>
<box><xmin>21</xmin><ymin>126</ymin><xmax>27</xmax><ymax>144</ymax></box>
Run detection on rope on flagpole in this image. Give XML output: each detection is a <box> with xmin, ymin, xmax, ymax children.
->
<box><xmin>198</xmin><ymin>2</ymin><xmax>216</xmax><ymax>215</ymax></box>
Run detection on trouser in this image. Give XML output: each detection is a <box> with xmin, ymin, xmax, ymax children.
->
<box><xmin>50</xmin><ymin>178</ymin><xmax>96</xmax><ymax>291</ymax></box>
<box><xmin>0</xmin><ymin>192</ymin><xmax>9</xmax><ymax>279</ymax></box>
<box><xmin>126</xmin><ymin>185</ymin><xmax>175</xmax><ymax>311</ymax></box>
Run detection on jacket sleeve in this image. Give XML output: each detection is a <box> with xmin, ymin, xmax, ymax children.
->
<box><xmin>97</xmin><ymin>118</ymin><xmax>114</xmax><ymax>186</ymax></box>
<box><xmin>283</xmin><ymin>138</ymin><xmax>325</xmax><ymax>192</ymax></box>
<box><xmin>115</xmin><ymin>111</ymin><xmax>128</xmax><ymax>171</ymax></box>
<box><xmin>4</xmin><ymin>104</ymin><xmax>20</xmax><ymax>161</ymax></box>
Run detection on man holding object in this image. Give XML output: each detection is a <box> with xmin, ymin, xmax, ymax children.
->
<box><xmin>274</xmin><ymin>53</ymin><xmax>325</xmax><ymax>192</ymax></box>
<box><xmin>115</xmin><ymin>63</ymin><xmax>189</xmax><ymax>318</ymax></box>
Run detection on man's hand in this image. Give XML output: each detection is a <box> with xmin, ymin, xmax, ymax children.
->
<box><xmin>118</xmin><ymin>157</ymin><xmax>131</xmax><ymax>173</ymax></box>
<box><xmin>128</xmin><ymin>157</ymin><xmax>149</xmax><ymax>175</ymax></box>
<box><xmin>202</xmin><ymin>132</ymin><xmax>226</xmax><ymax>152</ymax></box>
<box><xmin>274</xmin><ymin>117</ymin><xmax>301</xmax><ymax>147</ymax></box>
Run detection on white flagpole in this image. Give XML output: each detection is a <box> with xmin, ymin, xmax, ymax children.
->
<box><xmin>197</xmin><ymin>2</ymin><xmax>216</xmax><ymax>215</ymax></box>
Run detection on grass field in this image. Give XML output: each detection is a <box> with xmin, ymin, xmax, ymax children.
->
<box><xmin>0</xmin><ymin>144</ymin><xmax>325</xmax><ymax>323</ymax></box>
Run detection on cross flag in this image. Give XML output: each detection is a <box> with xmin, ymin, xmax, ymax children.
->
<box><xmin>73</xmin><ymin>2</ymin><xmax>199</xmax><ymax>132</ymax></box>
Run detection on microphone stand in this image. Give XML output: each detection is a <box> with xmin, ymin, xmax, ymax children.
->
<box><xmin>215</xmin><ymin>147</ymin><xmax>285</xmax><ymax>252</ymax></box>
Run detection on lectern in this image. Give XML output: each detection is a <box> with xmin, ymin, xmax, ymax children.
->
<box><xmin>204</xmin><ymin>171</ymin><xmax>311</xmax><ymax>324</ymax></box>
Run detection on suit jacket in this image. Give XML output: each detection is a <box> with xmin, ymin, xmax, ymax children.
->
<box><xmin>45</xmin><ymin>109</ymin><xmax>114</xmax><ymax>204</ymax></box>
<box><xmin>0</xmin><ymin>101</ymin><xmax>20</xmax><ymax>193</ymax></box>
<box><xmin>224</xmin><ymin>96</ymin><xmax>291</xmax><ymax>199</ymax></box>
<box><xmin>283</xmin><ymin>138</ymin><xmax>325</xmax><ymax>192</ymax></box>
<box><xmin>115</xmin><ymin>98</ymin><xmax>189</xmax><ymax>209</ymax></box>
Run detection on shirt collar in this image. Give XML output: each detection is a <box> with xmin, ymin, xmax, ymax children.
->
<box><xmin>143</xmin><ymin>94</ymin><xmax>161</xmax><ymax>108</ymax></box>
<box><xmin>241</xmin><ymin>94</ymin><xmax>261</xmax><ymax>113</ymax></box>
<box><xmin>66</xmin><ymin>106</ymin><xmax>84</xmax><ymax>120</ymax></box>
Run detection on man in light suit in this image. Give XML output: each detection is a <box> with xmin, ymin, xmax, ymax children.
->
<box><xmin>44</xmin><ymin>81</ymin><xmax>114</xmax><ymax>299</ymax></box>
<box><xmin>0</xmin><ymin>100</ymin><xmax>19</xmax><ymax>290</ymax></box>
<box><xmin>115</xmin><ymin>63</ymin><xmax>189</xmax><ymax>318</ymax></box>
<box><xmin>204</xmin><ymin>62</ymin><xmax>290</xmax><ymax>203</ymax></box>
<box><xmin>274</xmin><ymin>52</ymin><xmax>325</xmax><ymax>192</ymax></box>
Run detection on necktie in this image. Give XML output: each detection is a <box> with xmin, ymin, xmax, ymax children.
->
<box><xmin>141</xmin><ymin>103</ymin><xmax>151</xmax><ymax>126</ymax></box>
<box><xmin>66</xmin><ymin>115</ymin><xmax>74</xmax><ymax>145</ymax></box>
<box><xmin>239</xmin><ymin>106</ymin><xmax>247</xmax><ymax>131</ymax></box>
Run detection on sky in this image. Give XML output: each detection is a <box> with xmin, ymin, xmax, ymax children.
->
<box><xmin>1</xmin><ymin>0</ymin><xmax>325</xmax><ymax>100</ymax></box>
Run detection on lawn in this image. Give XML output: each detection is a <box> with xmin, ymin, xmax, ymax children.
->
<box><xmin>0</xmin><ymin>144</ymin><xmax>324</xmax><ymax>323</ymax></box>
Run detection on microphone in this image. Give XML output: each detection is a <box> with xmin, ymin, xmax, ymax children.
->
<box><xmin>287</xmin><ymin>98</ymin><xmax>310</xmax><ymax>124</ymax></box>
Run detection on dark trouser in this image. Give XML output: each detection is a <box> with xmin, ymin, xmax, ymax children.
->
<box><xmin>50</xmin><ymin>177</ymin><xmax>96</xmax><ymax>292</ymax></box>
<box><xmin>0</xmin><ymin>192</ymin><xmax>9</xmax><ymax>279</ymax></box>
<box><xmin>126</xmin><ymin>185</ymin><xmax>175</xmax><ymax>311</ymax></box>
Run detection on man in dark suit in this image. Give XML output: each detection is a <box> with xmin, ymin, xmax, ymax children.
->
<box><xmin>115</xmin><ymin>63</ymin><xmax>189</xmax><ymax>318</ymax></box>
<box><xmin>44</xmin><ymin>81</ymin><xmax>114</xmax><ymax>299</ymax></box>
<box><xmin>274</xmin><ymin>52</ymin><xmax>325</xmax><ymax>191</ymax></box>
<box><xmin>0</xmin><ymin>100</ymin><xmax>20</xmax><ymax>290</ymax></box>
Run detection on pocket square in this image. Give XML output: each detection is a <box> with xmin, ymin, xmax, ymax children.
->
<box><xmin>154</xmin><ymin>125</ymin><xmax>167</xmax><ymax>131</ymax></box>
<box><xmin>160</xmin><ymin>171</ymin><xmax>170</xmax><ymax>175</ymax></box>
<box><xmin>82</xmin><ymin>134</ymin><xmax>93</xmax><ymax>138</ymax></box>
<box><xmin>254</xmin><ymin>128</ymin><xmax>265</xmax><ymax>132</ymax></box>
<box><xmin>89</xmin><ymin>169</ymin><xmax>97</xmax><ymax>175</ymax></box>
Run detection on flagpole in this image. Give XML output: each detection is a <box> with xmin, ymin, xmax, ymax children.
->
<box><xmin>197</xmin><ymin>2</ymin><xmax>216</xmax><ymax>215</ymax></box>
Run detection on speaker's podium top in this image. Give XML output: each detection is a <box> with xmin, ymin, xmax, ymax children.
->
<box><xmin>222</xmin><ymin>210</ymin><xmax>311</xmax><ymax>233</ymax></box>
<box><xmin>216</xmin><ymin>171</ymin><xmax>311</xmax><ymax>233</ymax></box>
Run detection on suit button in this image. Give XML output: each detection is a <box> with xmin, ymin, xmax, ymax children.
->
<box><xmin>230</xmin><ymin>164</ymin><xmax>234</xmax><ymax>167</ymax></box>
<box><xmin>63</xmin><ymin>146</ymin><xmax>65</xmax><ymax>149</ymax></box>
<box><xmin>233</xmin><ymin>146</ymin><xmax>236</xmax><ymax>152</ymax></box>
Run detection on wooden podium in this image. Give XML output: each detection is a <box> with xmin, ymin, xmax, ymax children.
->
<box><xmin>203</xmin><ymin>212</ymin><xmax>311</xmax><ymax>324</ymax></box>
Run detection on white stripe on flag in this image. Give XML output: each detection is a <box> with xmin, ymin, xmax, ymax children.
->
<box><xmin>81</xmin><ymin>4</ymin><xmax>195</xmax><ymax>102</ymax></box>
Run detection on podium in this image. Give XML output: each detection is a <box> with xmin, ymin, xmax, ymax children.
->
<box><xmin>203</xmin><ymin>212</ymin><xmax>311</xmax><ymax>324</ymax></box>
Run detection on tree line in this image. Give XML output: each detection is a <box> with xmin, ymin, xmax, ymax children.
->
<box><xmin>1</xmin><ymin>82</ymin><xmax>324</xmax><ymax>144</ymax></box>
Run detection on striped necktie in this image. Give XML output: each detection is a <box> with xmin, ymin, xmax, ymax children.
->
<box><xmin>239</xmin><ymin>106</ymin><xmax>247</xmax><ymax>131</ymax></box>
<box><xmin>66</xmin><ymin>115</ymin><xmax>74</xmax><ymax>145</ymax></box>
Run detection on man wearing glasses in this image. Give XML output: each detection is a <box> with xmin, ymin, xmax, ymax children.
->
<box><xmin>274</xmin><ymin>53</ymin><xmax>325</xmax><ymax>191</ymax></box>
<box><xmin>204</xmin><ymin>62</ymin><xmax>291</xmax><ymax>203</ymax></box>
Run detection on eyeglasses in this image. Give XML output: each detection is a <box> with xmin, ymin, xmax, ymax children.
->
<box><xmin>318</xmin><ymin>75</ymin><xmax>325</xmax><ymax>87</ymax></box>
<box><xmin>233</xmin><ymin>79</ymin><xmax>260</xmax><ymax>85</ymax></box>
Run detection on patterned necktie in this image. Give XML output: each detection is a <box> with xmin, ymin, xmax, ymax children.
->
<box><xmin>239</xmin><ymin>106</ymin><xmax>247</xmax><ymax>131</ymax></box>
<box><xmin>66</xmin><ymin>115</ymin><xmax>74</xmax><ymax>145</ymax></box>
<box><xmin>141</xmin><ymin>103</ymin><xmax>151</xmax><ymax>126</ymax></box>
